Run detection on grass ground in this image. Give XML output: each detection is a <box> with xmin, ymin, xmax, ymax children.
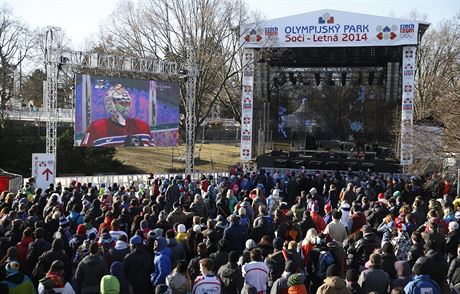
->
<box><xmin>115</xmin><ymin>142</ymin><xmax>241</xmax><ymax>173</ymax></box>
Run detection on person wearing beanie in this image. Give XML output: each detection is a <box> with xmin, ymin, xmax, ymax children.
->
<box><xmin>167</xmin><ymin>202</ymin><xmax>187</xmax><ymax>227</ymax></box>
<box><xmin>358</xmin><ymin>253</ymin><xmax>390</xmax><ymax>294</ymax></box>
<box><xmin>239</xmin><ymin>239</ymin><xmax>257</xmax><ymax>266</ymax></box>
<box><xmin>124</xmin><ymin>233</ymin><xmax>153</xmax><ymax>294</ymax></box>
<box><xmin>270</xmin><ymin>260</ymin><xmax>298</xmax><ymax>294</ymax></box>
<box><xmin>0</xmin><ymin>260</ymin><xmax>35</xmax><ymax>294</ymax></box>
<box><xmin>34</xmin><ymin>238</ymin><xmax>71</xmax><ymax>282</ymax></box>
<box><xmin>224</xmin><ymin>214</ymin><xmax>248</xmax><ymax>254</ymax></box>
<box><xmin>218</xmin><ymin>250</ymin><xmax>244</xmax><ymax>293</ymax></box>
<box><xmin>345</xmin><ymin>269</ymin><xmax>362</xmax><ymax>294</ymax></box>
<box><xmin>266</xmin><ymin>237</ymin><xmax>287</xmax><ymax>288</ymax></box>
<box><xmin>75</xmin><ymin>242</ymin><xmax>108</xmax><ymax>294</ymax></box>
<box><xmin>287</xmin><ymin>272</ymin><xmax>307</xmax><ymax>294</ymax></box>
<box><xmin>100</xmin><ymin>274</ymin><xmax>120</xmax><ymax>294</ymax></box>
<box><xmin>151</xmin><ymin>236</ymin><xmax>172</xmax><ymax>287</ymax></box>
<box><xmin>242</xmin><ymin>249</ymin><xmax>269</xmax><ymax>293</ymax></box>
<box><xmin>323</xmin><ymin>202</ymin><xmax>333</xmax><ymax>224</ymax></box>
<box><xmin>239</xmin><ymin>206</ymin><xmax>251</xmax><ymax>231</ymax></box>
<box><xmin>267</xmin><ymin>189</ymin><xmax>280</xmax><ymax>216</ymax></box>
<box><xmin>338</xmin><ymin>200</ymin><xmax>351</xmax><ymax>233</ymax></box>
<box><xmin>317</xmin><ymin>264</ymin><xmax>351</xmax><ymax>294</ymax></box>
<box><xmin>175</xmin><ymin>224</ymin><xmax>188</xmax><ymax>243</ymax></box>
<box><xmin>391</xmin><ymin>224</ymin><xmax>412</xmax><ymax>261</ymax></box>
<box><xmin>324</xmin><ymin>209</ymin><xmax>347</xmax><ymax>243</ymax></box>
<box><xmin>190</xmin><ymin>194</ymin><xmax>208</xmax><ymax>219</ymax></box>
<box><xmin>69</xmin><ymin>224</ymin><xmax>88</xmax><ymax>258</ymax></box>
<box><xmin>27</xmin><ymin>227</ymin><xmax>51</xmax><ymax>271</ymax></box>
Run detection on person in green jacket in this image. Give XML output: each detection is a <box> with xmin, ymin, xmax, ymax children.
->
<box><xmin>0</xmin><ymin>261</ymin><xmax>36</xmax><ymax>294</ymax></box>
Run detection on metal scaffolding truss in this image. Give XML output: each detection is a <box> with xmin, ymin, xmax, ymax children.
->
<box><xmin>43</xmin><ymin>27</ymin><xmax>197</xmax><ymax>173</ymax></box>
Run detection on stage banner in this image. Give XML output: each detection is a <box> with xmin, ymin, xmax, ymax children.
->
<box><xmin>400</xmin><ymin>46</ymin><xmax>416</xmax><ymax>165</ymax></box>
<box><xmin>241</xmin><ymin>9</ymin><xmax>419</xmax><ymax>48</ymax></box>
<box><xmin>240</xmin><ymin>49</ymin><xmax>255</xmax><ymax>161</ymax></box>
<box><xmin>74</xmin><ymin>74</ymin><xmax>180</xmax><ymax>147</ymax></box>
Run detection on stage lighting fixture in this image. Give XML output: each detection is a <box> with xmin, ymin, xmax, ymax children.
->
<box><xmin>357</xmin><ymin>72</ymin><xmax>363</xmax><ymax>85</ymax></box>
<box><xmin>378</xmin><ymin>71</ymin><xmax>385</xmax><ymax>86</ymax></box>
<box><xmin>368</xmin><ymin>72</ymin><xmax>374</xmax><ymax>86</ymax></box>
<box><xmin>327</xmin><ymin>73</ymin><xmax>334</xmax><ymax>86</ymax></box>
<box><xmin>341</xmin><ymin>73</ymin><xmax>347</xmax><ymax>86</ymax></box>
<box><xmin>315</xmin><ymin>73</ymin><xmax>321</xmax><ymax>86</ymax></box>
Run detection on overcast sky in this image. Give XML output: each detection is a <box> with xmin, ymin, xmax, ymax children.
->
<box><xmin>3</xmin><ymin>0</ymin><xmax>459</xmax><ymax>50</ymax></box>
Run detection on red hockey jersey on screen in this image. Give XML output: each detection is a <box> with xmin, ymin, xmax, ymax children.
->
<box><xmin>80</xmin><ymin>118</ymin><xmax>152</xmax><ymax>147</ymax></box>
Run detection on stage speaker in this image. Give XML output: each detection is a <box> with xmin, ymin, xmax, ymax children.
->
<box><xmin>386</xmin><ymin>62</ymin><xmax>399</xmax><ymax>101</ymax></box>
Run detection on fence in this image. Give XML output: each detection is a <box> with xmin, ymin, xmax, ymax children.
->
<box><xmin>55</xmin><ymin>171</ymin><xmax>230</xmax><ymax>187</ymax></box>
<box><xmin>259</xmin><ymin>167</ymin><xmax>408</xmax><ymax>180</ymax></box>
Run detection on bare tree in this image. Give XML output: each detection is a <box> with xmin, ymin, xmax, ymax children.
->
<box><xmin>93</xmin><ymin>0</ymin><xmax>255</xmax><ymax>129</ymax></box>
<box><xmin>0</xmin><ymin>7</ymin><xmax>37</xmax><ymax>116</ymax></box>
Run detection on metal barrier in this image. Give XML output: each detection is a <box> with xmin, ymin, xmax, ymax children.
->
<box><xmin>5</xmin><ymin>107</ymin><xmax>74</xmax><ymax>123</ymax></box>
<box><xmin>259</xmin><ymin>167</ymin><xmax>408</xmax><ymax>180</ymax></box>
<box><xmin>55</xmin><ymin>171</ymin><xmax>230</xmax><ymax>187</ymax></box>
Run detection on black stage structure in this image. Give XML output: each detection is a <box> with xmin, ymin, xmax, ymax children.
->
<box><xmin>239</xmin><ymin>9</ymin><xmax>429</xmax><ymax>173</ymax></box>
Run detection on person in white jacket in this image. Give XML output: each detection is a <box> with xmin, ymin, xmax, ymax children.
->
<box><xmin>38</xmin><ymin>260</ymin><xmax>75</xmax><ymax>294</ymax></box>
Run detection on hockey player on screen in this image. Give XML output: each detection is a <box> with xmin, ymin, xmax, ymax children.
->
<box><xmin>80</xmin><ymin>84</ymin><xmax>153</xmax><ymax>147</ymax></box>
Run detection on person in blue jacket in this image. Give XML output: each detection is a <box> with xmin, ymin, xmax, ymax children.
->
<box><xmin>151</xmin><ymin>236</ymin><xmax>172</xmax><ymax>287</ymax></box>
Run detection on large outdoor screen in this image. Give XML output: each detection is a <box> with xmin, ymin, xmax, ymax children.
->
<box><xmin>74</xmin><ymin>74</ymin><xmax>180</xmax><ymax>147</ymax></box>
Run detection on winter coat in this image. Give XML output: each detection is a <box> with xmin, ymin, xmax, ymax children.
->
<box><xmin>167</xmin><ymin>209</ymin><xmax>187</xmax><ymax>227</ymax></box>
<box><xmin>224</xmin><ymin>222</ymin><xmax>247</xmax><ymax>254</ymax></box>
<box><xmin>108</xmin><ymin>241</ymin><xmax>129</xmax><ymax>264</ymax></box>
<box><xmin>266</xmin><ymin>250</ymin><xmax>286</xmax><ymax>287</ymax></box>
<box><xmin>210</xmin><ymin>250</ymin><xmax>228</xmax><ymax>272</ymax></box>
<box><xmin>449</xmin><ymin>257</ymin><xmax>460</xmax><ymax>287</ymax></box>
<box><xmin>123</xmin><ymin>246</ymin><xmax>153</xmax><ymax>294</ymax></box>
<box><xmin>251</xmin><ymin>215</ymin><xmax>275</xmax><ymax>243</ymax></box>
<box><xmin>166</xmin><ymin>237</ymin><xmax>186</xmax><ymax>268</ymax></box>
<box><xmin>317</xmin><ymin>276</ymin><xmax>352</xmax><ymax>294</ymax></box>
<box><xmin>218</xmin><ymin>262</ymin><xmax>244</xmax><ymax>294</ymax></box>
<box><xmin>75</xmin><ymin>254</ymin><xmax>108</xmax><ymax>294</ymax></box>
<box><xmin>352</xmin><ymin>232</ymin><xmax>380</xmax><ymax>266</ymax></box>
<box><xmin>190</xmin><ymin>201</ymin><xmax>208</xmax><ymax>218</ymax></box>
<box><xmin>358</xmin><ymin>266</ymin><xmax>390</xmax><ymax>294</ymax></box>
<box><xmin>69</xmin><ymin>234</ymin><xmax>87</xmax><ymax>257</ymax></box>
<box><xmin>151</xmin><ymin>237</ymin><xmax>172</xmax><ymax>286</ymax></box>
<box><xmin>381</xmin><ymin>253</ymin><xmax>397</xmax><ymax>279</ymax></box>
<box><xmin>423</xmin><ymin>250</ymin><xmax>449</xmax><ymax>291</ymax></box>
<box><xmin>407</xmin><ymin>242</ymin><xmax>424</xmax><ymax>268</ymax></box>
<box><xmin>34</xmin><ymin>248</ymin><xmax>71</xmax><ymax>282</ymax></box>
<box><xmin>270</xmin><ymin>272</ymin><xmax>291</xmax><ymax>294</ymax></box>
<box><xmin>27</xmin><ymin>239</ymin><xmax>51</xmax><ymax>270</ymax></box>
<box><xmin>0</xmin><ymin>271</ymin><xmax>36</xmax><ymax>294</ymax></box>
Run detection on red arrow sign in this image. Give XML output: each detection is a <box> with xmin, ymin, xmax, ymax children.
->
<box><xmin>42</xmin><ymin>168</ymin><xmax>53</xmax><ymax>181</ymax></box>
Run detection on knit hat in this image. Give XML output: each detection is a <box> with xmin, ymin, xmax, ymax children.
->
<box><xmin>273</xmin><ymin>237</ymin><xmax>283</xmax><ymax>250</ymax></box>
<box><xmin>88</xmin><ymin>231</ymin><xmax>98</xmax><ymax>241</ymax></box>
<box><xmin>245</xmin><ymin>239</ymin><xmax>256</xmax><ymax>250</ymax></box>
<box><xmin>100</xmin><ymin>233</ymin><xmax>113</xmax><ymax>246</ymax></box>
<box><xmin>238</xmin><ymin>207</ymin><xmax>246</xmax><ymax>216</ymax></box>
<box><xmin>287</xmin><ymin>273</ymin><xmax>303</xmax><ymax>287</ymax></box>
<box><xmin>177</xmin><ymin>224</ymin><xmax>186</xmax><ymax>233</ymax></box>
<box><xmin>5</xmin><ymin>261</ymin><xmax>20</xmax><ymax>274</ymax></box>
<box><xmin>100</xmin><ymin>275</ymin><xmax>120</xmax><ymax>294</ymax></box>
<box><xmin>193</xmin><ymin>225</ymin><xmax>201</xmax><ymax>233</ymax></box>
<box><xmin>59</xmin><ymin>217</ymin><xmax>69</xmax><ymax>227</ymax></box>
<box><xmin>76</xmin><ymin>224</ymin><xmax>87</xmax><ymax>235</ymax></box>
<box><xmin>324</xmin><ymin>202</ymin><xmax>332</xmax><ymax>213</ymax></box>
<box><xmin>130</xmin><ymin>235</ymin><xmax>142</xmax><ymax>245</ymax></box>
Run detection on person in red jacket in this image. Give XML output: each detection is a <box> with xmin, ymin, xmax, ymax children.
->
<box><xmin>15</xmin><ymin>227</ymin><xmax>34</xmax><ymax>265</ymax></box>
<box><xmin>311</xmin><ymin>206</ymin><xmax>326</xmax><ymax>234</ymax></box>
<box><xmin>80</xmin><ymin>83</ymin><xmax>152</xmax><ymax>147</ymax></box>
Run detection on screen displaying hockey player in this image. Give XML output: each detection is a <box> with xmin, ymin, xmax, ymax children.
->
<box><xmin>74</xmin><ymin>74</ymin><xmax>180</xmax><ymax>147</ymax></box>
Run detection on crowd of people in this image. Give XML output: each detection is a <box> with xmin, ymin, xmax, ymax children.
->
<box><xmin>0</xmin><ymin>166</ymin><xmax>458</xmax><ymax>294</ymax></box>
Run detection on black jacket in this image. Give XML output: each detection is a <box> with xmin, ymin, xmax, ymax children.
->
<box><xmin>351</xmin><ymin>232</ymin><xmax>380</xmax><ymax>266</ymax></box>
<box><xmin>26</xmin><ymin>239</ymin><xmax>51</xmax><ymax>270</ymax></box>
<box><xmin>218</xmin><ymin>262</ymin><xmax>244</xmax><ymax>294</ymax></box>
<box><xmin>123</xmin><ymin>246</ymin><xmax>153</xmax><ymax>294</ymax></box>
<box><xmin>424</xmin><ymin>249</ymin><xmax>449</xmax><ymax>289</ymax></box>
<box><xmin>265</xmin><ymin>250</ymin><xmax>285</xmax><ymax>287</ymax></box>
<box><xmin>210</xmin><ymin>250</ymin><xmax>229</xmax><ymax>273</ymax></box>
<box><xmin>224</xmin><ymin>223</ymin><xmax>247</xmax><ymax>254</ymax></box>
<box><xmin>75</xmin><ymin>254</ymin><xmax>108</xmax><ymax>294</ymax></box>
<box><xmin>448</xmin><ymin>257</ymin><xmax>460</xmax><ymax>286</ymax></box>
<box><xmin>166</xmin><ymin>237</ymin><xmax>186</xmax><ymax>268</ymax></box>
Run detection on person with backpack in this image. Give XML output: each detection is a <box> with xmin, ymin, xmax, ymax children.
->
<box><xmin>218</xmin><ymin>251</ymin><xmax>244</xmax><ymax>294</ymax></box>
<box><xmin>270</xmin><ymin>260</ymin><xmax>298</xmax><ymax>294</ymax></box>
<box><xmin>404</xmin><ymin>260</ymin><xmax>441</xmax><ymax>294</ymax></box>
<box><xmin>66</xmin><ymin>204</ymin><xmax>84</xmax><ymax>235</ymax></box>
<box><xmin>38</xmin><ymin>260</ymin><xmax>75</xmax><ymax>294</ymax></box>
<box><xmin>0</xmin><ymin>261</ymin><xmax>36</xmax><ymax>294</ymax></box>
<box><xmin>266</xmin><ymin>237</ymin><xmax>287</xmax><ymax>288</ymax></box>
<box><xmin>306</xmin><ymin>234</ymin><xmax>335</xmax><ymax>293</ymax></box>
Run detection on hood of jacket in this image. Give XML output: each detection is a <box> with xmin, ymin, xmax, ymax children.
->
<box><xmin>323</xmin><ymin>276</ymin><xmax>347</xmax><ymax>289</ymax></box>
<box><xmin>167</xmin><ymin>237</ymin><xmax>178</xmax><ymax>247</ymax></box>
<box><xmin>114</xmin><ymin>240</ymin><xmax>128</xmax><ymax>250</ymax></box>
<box><xmin>156</xmin><ymin>236</ymin><xmax>168</xmax><ymax>251</ymax></box>
<box><xmin>220</xmin><ymin>262</ymin><xmax>240</xmax><ymax>278</ymax></box>
<box><xmin>20</xmin><ymin>236</ymin><xmax>33</xmax><ymax>246</ymax></box>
